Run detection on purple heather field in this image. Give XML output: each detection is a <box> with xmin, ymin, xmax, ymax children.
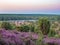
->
<box><xmin>0</xmin><ymin>29</ymin><xmax>60</xmax><ymax>45</ymax></box>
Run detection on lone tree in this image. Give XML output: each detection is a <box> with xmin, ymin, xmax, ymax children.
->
<box><xmin>38</xmin><ymin>17</ymin><xmax>50</xmax><ymax>35</ymax></box>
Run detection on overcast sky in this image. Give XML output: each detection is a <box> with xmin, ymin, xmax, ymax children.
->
<box><xmin>0</xmin><ymin>0</ymin><xmax>60</xmax><ymax>14</ymax></box>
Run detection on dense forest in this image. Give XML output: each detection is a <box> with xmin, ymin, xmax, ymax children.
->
<box><xmin>0</xmin><ymin>14</ymin><xmax>60</xmax><ymax>20</ymax></box>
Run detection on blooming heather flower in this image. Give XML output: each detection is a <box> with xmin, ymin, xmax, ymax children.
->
<box><xmin>0</xmin><ymin>29</ymin><xmax>38</xmax><ymax>45</ymax></box>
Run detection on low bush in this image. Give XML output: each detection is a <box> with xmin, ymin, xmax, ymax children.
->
<box><xmin>16</xmin><ymin>24</ymin><xmax>35</xmax><ymax>32</ymax></box>
<box><xmin>48</xmin><ymin>29</ymin><xmax>56</xmax><ymax>37</ymax></box>
<box><xmin>1</xmin><ymin>22</ymin><xmax>13</xmax><ymax>30</ymax></box>
<box><xmin>16</xmin><ymin>25</ymin><xmax>30</xmax><ymax>32</ymax></box>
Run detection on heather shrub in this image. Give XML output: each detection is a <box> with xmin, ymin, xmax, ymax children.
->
<box><xmin>16</xmin><ymin>25</ymin><xmax>30</xmax><ymax>32</ymax></box>
<box><xmin>28</xmin><ymin>24</ymin><xmax>35</xmax><ymax>32</ymax></box>
<box><xmin>48</xmin><ymin>29</ymin><xmax>56</xmax><ymax>37</ymax></box>
<box><xmin>34</xmin><ymin>24</ymin><xmax>43</xmax><ymax>45</ymax></box>
<box><xmin>43</xmin><ymin>37</ymin><xmax>59</xmax><ymax>45</ymax></box>
<box><xmin>35</xmin><ymin>29</ymin><xmax>43</xmax><ymax>45</ymax></box>
<box><xmin>11</xmin><ymin>23</ymin><xmax>16</xmax><ymax>30</ymax></box>
<box><xmin>0</xmin><ymin>30</ymin><xmax>38</xmax><ymax>45</ymax></box>
<box><xmin>34</xmin><ymin>26</ymin><xmax>39</xmax><ymax>33</ymax></box>
<box><xmin>16</xmin><ymin>24</ymin><xmax>35</xmax><ymax>32</ymax></box>
<box><xmin>54</xmin><ymin>34</ymin><xmax>60</xmax><ymax>38</ymax></box>
<box><xmin>38</xmin><ymin>17</ymin><xmax>50</xmax><ymax>35</ymax></box>
<box><xmin>43</xmin><ymin>42</ymin><xmax>57</xmax><ymax>45</ymax></box>
<box><xmin>1</xmin><ymin>22</ymin><xmax>13</xmax><ymax>30</ymax></box>
<box><xmin>0</xmin><ymin>22</ymin><xmax>2</xmax><ymax>28</ymax></box>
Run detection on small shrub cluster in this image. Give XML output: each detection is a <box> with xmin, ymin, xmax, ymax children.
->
<box><xmin>16</xmin><ymin>24</ymin><xmax>35</xmax><ymax>32</ymax></box>
<box><xmin>1</xmin><ymin>22</ymin><xmax>13</xmax><ymax>30</ymax></box>
<box><xmin>48</xmin><ymin>29</ymin><xmax>57</xmax><ymax>37</ymax></box>
<box><xmin>16</xmin><ymin>25</ymin><xmax>30</xmax><ymax>32</ymax></box>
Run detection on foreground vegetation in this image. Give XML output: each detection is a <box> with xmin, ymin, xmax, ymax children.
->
<box><xmin>0</xmin><ymin>17</ymin><xmax>60</xmax><ymax>45</ymax></box>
